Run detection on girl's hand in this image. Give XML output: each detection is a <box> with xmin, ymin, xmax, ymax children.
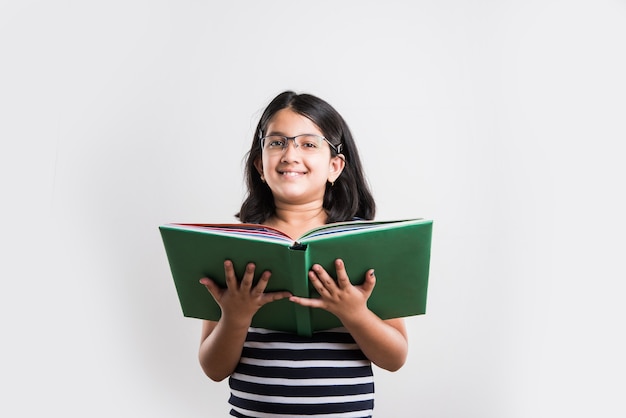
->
<box><xmin>289</xmin><ymin>259</ymin><xmax>375</xmax><ymax>322</ymax></box>
<box><xmin>200</xmin><ymin>260</ymin><xmax>292</xmax><ymax>327</ymax></box>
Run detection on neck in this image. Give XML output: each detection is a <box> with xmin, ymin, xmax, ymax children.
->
<box><xmin>265</xmin><ymin>203</ymin><xmax>327</xmax><ymax>239</ymax></box>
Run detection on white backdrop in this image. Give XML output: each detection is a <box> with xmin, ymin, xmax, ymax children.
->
<box><xmin>1</xmin><ymin>1</ymin><xmax>625</xmax><ymax>417</ymax></box>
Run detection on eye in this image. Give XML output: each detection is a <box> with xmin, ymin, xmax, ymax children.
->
<box><xmin>299</xmin><ymin>135</ymin><xmax>320</xmax><ymax>149</ymax></box>
<box><xmin>266</xmin><ymin>136</ymin><xmax>286</xmax><ymax>148</ymax></box>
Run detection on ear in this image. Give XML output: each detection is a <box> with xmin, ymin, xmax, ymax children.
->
<box><xmin>328</xmin><ymin>154</ymin><xmax>346</xmax><ymax>183</ymax></box>
<box><xmin>253</xmin><ymin>158</ymin><xmax>266</xmax><ymax>183</ymax></box>
<box><xmin>253</xmin><ymin>158</ymin><xmax>264</xmax><ymax>176</ymax></box>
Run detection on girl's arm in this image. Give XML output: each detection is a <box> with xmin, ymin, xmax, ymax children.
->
<box><xmin>289</xmin><ymin>259</ymin><xmax>409</xmax><ymax>371</ymax></box>
<box><xmin>199</xmin><ymin>319</ymin><xmax>247</xmax><ymax>382</ymax></box>
<box><xmin>198</xmin><ymin>261</ymin><xmax>291</xmax><ymax>381</ymax></box>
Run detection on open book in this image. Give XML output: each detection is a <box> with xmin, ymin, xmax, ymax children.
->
<box><xmin>159</xmin><ymin>218</ymin><xmax>433</xmax><ymax>336</ymax></box>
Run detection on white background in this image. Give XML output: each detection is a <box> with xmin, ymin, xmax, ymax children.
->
<box><xmin>1</xmin><ymin>1</ymin><xmax>625</xmax><ymax>417</ymax></box>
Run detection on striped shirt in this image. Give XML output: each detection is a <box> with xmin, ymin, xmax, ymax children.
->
<box><xmin>228</xmin><ymin>327</ymin><xmax>374</xmax><ymax>417</ymax></box>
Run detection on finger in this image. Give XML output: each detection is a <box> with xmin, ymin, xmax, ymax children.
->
<box><xmin>199</xmin><ymin>277</ymin><xmax>223</xmax><ymax>301</ymax></box>
<box><xmin>240</xmin><ymin>262</ymin><xmax>256</xmax><ymax>290</ymax></box>
<box><xmin>223</xmin><ymin>260</ymin><xmax>238</xmax><ymax>289</ymax></box>
<box><xmin>253</xmin><ymin>270</ymin><xmax>272</xmax><ymax>294</ymax></box>
<box><xmin>361</xmin><ymin>269</ymin><xmax>376</xmax><ymax>294</ymax></box>
<box><xmin>289</xmin><ymin>295</ymin><xmax>324</xmax><ymax>309</ymax></box>
<box><xmin>264</xmin><ymin>290</ymin><xmax>292</xmax><ymax>303</ymax></box>
<box><xmin>311</xmin><ymin>264</ymin><xmax>336</xmax><ymax>292</ymax></box>
<box><xmin>334</xmin><ymin>259</ymin><xmax>351</xmax><ymax>289</ymax></box>
<box><xmin>309</xmin><ymin>269</ymin><xmax>331</xmax><ymax>296</ymax></box>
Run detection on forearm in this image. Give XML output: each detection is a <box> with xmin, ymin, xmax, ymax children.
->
<box><xmin>292</xmin><ymin>262</ymin><xmax>409</xmax><ymax>370</ymax></box>
<box><xmin>198</xmin><ymin>262</ymin><xmax>291</xmax><ymax>381</ymax></box>
<box><xmin>198</xmin><ymin>317</ymin><xmax>250</xmax><ymax>381</ymax></box>
<box><xmin>340</xmin><ymin>310</ymin><xmax>408</xmax><ymax>371</ymax></box>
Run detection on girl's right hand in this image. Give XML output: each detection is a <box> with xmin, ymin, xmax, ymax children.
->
<box><xmin>199</xmin><ymin>260</ymin><xmax>292</xmax><ymax>326</ymax></box>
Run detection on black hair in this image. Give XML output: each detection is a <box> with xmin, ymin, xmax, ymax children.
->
<box><xmin>236</xmin><ymin>91</ymin><xmax>375</xmax><ymax>224</ymax></box>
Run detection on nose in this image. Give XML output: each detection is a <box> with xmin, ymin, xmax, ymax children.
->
<box><xmin>281</xmin><ymin>138</ymin><xmax>300</xmax><ymax>161</ymax></box>
<box><xmin>284</xmin><ymin>137</ymin><xmax>299</xmax><ymax>150</ymax></box>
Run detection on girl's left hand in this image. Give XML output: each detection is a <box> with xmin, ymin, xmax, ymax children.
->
<box><xmin>289</xmin><ymin>259</ymin><xmax>375</xmax><ymax>321</ymax></box>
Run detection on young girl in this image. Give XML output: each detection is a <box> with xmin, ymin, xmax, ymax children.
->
<box><xmin>198</xmin><ymin>91</ymin><xmax>408</xmax><ymax>417</ymax></box>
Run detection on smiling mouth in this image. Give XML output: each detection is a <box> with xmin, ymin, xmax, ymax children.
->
<box><xmin>279</xmin><ymin>171</ymin><xmax>306</xmax><ymax>177</ymax></box>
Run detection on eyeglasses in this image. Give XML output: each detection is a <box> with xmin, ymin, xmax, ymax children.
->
<box><xmin>260</xmin><ymin>134</ymin><xmax>343</xmax><ymax>154</ymax></box>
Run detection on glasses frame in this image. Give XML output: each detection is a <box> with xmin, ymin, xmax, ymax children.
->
<box><xmin>259</xmin><ymin>134</ymin><xmax>343</xmax><ymax>154</ymax></box>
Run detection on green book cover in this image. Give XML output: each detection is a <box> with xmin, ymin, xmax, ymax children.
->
<box><xmin>159</xmin><ymin>218</ymin><xmax>433</xmax><ymax>336</ymax></box>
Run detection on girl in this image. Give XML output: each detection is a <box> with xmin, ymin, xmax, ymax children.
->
<box><xmin>198</xmin><ymin>91</ymin><xmax>408</xmax><ymax>417</ymax></box>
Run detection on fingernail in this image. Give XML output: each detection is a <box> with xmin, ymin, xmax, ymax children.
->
<box><xmin>370</xmin><ymin>270</ymin><xmax>375</xmax><ymax>277</ymax></box>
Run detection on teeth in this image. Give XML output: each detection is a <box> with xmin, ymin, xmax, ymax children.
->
<box><xmin>282</xmin><ymin>172</ymin><xmax>303</xmax><ymax>176</ymax></box>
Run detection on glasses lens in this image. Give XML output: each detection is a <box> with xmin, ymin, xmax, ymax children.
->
<box><xmin>263</xmin><ymin>135</ymin><xmax>287</xmax><ymax>150</ymax></box>
<box><xmin>295</xmin><ymin>135</ymin><xmax>323</xmax><ymax>150</ymax></box>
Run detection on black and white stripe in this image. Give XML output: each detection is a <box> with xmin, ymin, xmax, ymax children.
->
<box><xmin>228</xmin><ymin>327</ymin><xmax>374</xmax><ymax>417</ymax></box>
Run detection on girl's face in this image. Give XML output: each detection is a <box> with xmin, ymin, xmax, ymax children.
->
<box><xmin>255</xmin><ymin>108</ymin><xmax>345</xmax><ymax>207</ymax></box>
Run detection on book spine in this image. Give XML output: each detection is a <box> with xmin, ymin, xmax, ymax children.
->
<box><xmin>288</xmin><ymin>246</ymin><xmax>312</xmax><ymax>337</ymax></box>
